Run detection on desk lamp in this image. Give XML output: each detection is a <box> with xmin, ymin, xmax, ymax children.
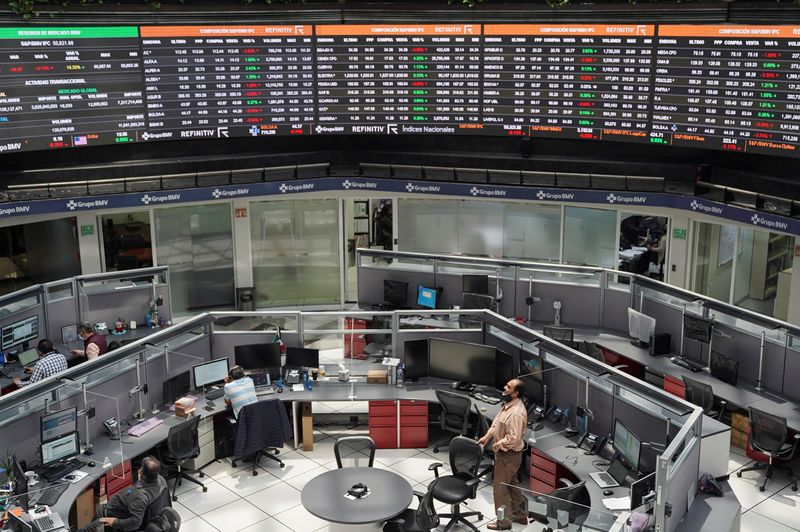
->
<box><xmin>148</xmin><ymin>296</ymin><xmax>163</xmax><ymax>328</ymax></box>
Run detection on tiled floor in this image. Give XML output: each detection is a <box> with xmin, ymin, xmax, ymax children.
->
<box><xmin>169</xmin><ymin>410</ymin><xmax>800</xmax><ymax>532</ymax></box>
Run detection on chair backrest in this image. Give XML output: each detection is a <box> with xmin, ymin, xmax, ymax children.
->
<box><xmin>435</xmin><ymin>390</ymin><xmax>473</xmax><ymax>435</ymax></box>
<box><xmin>448</xmin><ymin>436</ymin><xmax>483</xmax><ymax>483</ymax></box>
<box><xmin>585</xmin><ymin>342</ymin><xmax>606</xmax><ymax>364</ymax></box>
<box><xmin>749</xmin><ymin>407</ymin><xmax>788</xmax><ymax>454</ymax></box>
<box><xmin>334</xmin><ymin>436</ymin><xmax>376</xmax><ymax>468</ymax></box>
<box><xmin>543</xmin><ymin>326</ymin><xmax>574</xmax><ymax>344</ymax></box>
<box><xmin>547</xmin><ymin>480</ymin><xmax>590</xmax><ymax>524</ymax></box>
<box><xmin>710</xmin><ymin>350</ymin><xmax>739</xmax><ymax>386</ymax></box>
<box><xmin>161</xmin><ymin>507</ymin><xmax>181</xmax><ymax>532</ymax></box>
<box><xmin>140</xmin><ymin>487</ymin><xmax>171</xmax><ymax>531</ymax></box>
<box><xmin>166</xmin><ymin>416</ymin><xmax>201</xmax><ymax>461</ymax></box>
<box><xmin>681</xmin><ymin>376</ymin><xmax>715</xmax><ymax>414</ymax></box>
<box><xmin>121</xmin><ymin>233</ymin><xmax>146</xmax><ymax>250</ymax></box>
<box><xmin>414</xmin><ymin>480</ymin><xmax>441</xmax><ymax>530</ymax></box>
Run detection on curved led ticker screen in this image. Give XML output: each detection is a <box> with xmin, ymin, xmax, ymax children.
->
<box><xmin>0</xmin><ymin>23</ymin><xmax>798</xmax><ymax>157</ymax></box>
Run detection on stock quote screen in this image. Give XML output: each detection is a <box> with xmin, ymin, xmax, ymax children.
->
<box><xmin>0</xmin><ymin>23</ymin><xmax>798</xmax><ymax>157</ymax></box>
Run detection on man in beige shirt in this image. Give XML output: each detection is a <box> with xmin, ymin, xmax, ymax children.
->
<box><xmin>477</xmin><ymin>378</ymin><xmax>528</xmax><ymax>530</ymax></box>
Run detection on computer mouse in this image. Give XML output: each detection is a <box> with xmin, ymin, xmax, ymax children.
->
<box><xmin>603</xmin><ymin>489</ymin><xmax>614</xmax><ymax>496</ymax></box>
<box><xmin>87</xmin><ymin>461</ymin><xmax>96</xmax><ymax>467</ymax></box>
<box><xmin>277</xmin><ymin>388</ymin><xmax>283</xmax><ymax>393</ymax></box>
<box><xmin>65</xmin><ymin>474</ymin><xmax>76</xmax><ymax>481</ymax></box>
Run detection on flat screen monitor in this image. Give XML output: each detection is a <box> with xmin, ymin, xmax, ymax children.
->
<box><xmin>61</xmin><ymin>324</ymin><xmax>79</xmax><ymax>345</ymax></box>
<box><xmin>494</xmin><ymin>349</ymin><xmax>514</xmax><ymax>390</ymax></box>
<box><xmin>383</xmin><ymin>280</ymin><xmax>408</xmax><ymax>308</ymax></box>
<box><xmin>416</xmin><ymin>285</ymin><xmax>437</xmax><ymax>309</ymax></box>
<box><xmin>285</xmin><ymin>347</ymin><xmax>320</xmax><ymax>368</ymax></box>
<box><xmin>17</xmin><ymin>348</ymin><xmax>39</xmax><ymax>367</ymax></box>
<box><xmin>519</xmin><ymin>374</ymin><xmax>546</xmax><ymax>408</ymax></box>
<box><xmin>41</xmin><ymin>406</ymin><xmax>78</xmax><ymax>442</ymax></box>
<box><xmin>684</xmin><ymin>314</ymin><xmax>712</xmax><ymax>344</ymax></box>
<box><xmin>41</xmin><ymin>431</ymin><xmax>80</xmax><ymax>467</ymax></box>
<box><xmin>520</xmin><ymin>350</ymin><xmax>542</xmax><ymax>377</ymax></box>
<box><xmin>613</xmin><ymin>418</ymin><xmax>642</xmax><ymax>472</ymax></box>
<box><xmin>192</xmin><ymin>358</ymin><xmax>230</xmax><ymax>389</ymax></box>
<box><xmin>1</xmin><ymin>316</ymin><xmax>38</xmax><ymax>350</ymax></box>
<box><xmin>428</xmin><ymin>337</ymin><xmax>495</xmax><ymax>388</ymax></box>
<box><xmin>403</xmin><ymin>339</ymin><xmax>429</xmax><ymax>381</ymax></box>
<box><xmin>630</xmin><ymin>471</ymin><xmax>656</xmax><ymax>510</ymax></box>
<box><xmin>7</xmin><ymin>510</ymin><xmax>33</xmax><ymax>532</ymax></box>
<box><xmin>462</xmin><ymin>274</ymin><xmax>490</xmax><ymax>296</ymax></box>
<box><xmin>12</xmin><ymin>456</ymin><xmax>28</xmax><ymax>512</ymax></box>
<box><xmin>627</xmin><ymin>308</ymin><xmax>656</xmax><ymax>347</ymax></box>
<box><xmin>710</xmin><ymin>350</ymin><xmax>739</xmax><ymax>386</ymax></box>
<box><xmin>462</xmin><ymin>292</ymin><xmax>495</xmax><ymax>310</ymax></box>
<box><xmin>234</xmin><ymin>343</ymin><xmax>282</xmax><ymax>370</ymax></box>
<box><xmin>163</xmin><ymin>370</ymin><xmax>191</xmax><ymax>405</ymax></box>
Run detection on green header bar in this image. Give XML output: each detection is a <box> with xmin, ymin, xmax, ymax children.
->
<box><xmin>0</xmin><ymin>27</ymin><xmax>138</xmax><ymax>39</ymax></box>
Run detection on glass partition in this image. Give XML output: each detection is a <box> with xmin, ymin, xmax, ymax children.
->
<box><xmin>518</xmin><ymin>266</ymin><xmax>602</xmax><ymax>286</ymax></box>
<box><xmin>503</xmin><ymin>203</ymin><xmax>561</xmax><ymax>262</ymax></box>
<box><xmin>398</xmin><ymin>199</ymin><xmax>460</xmax><ymax>255</ymax></box>
<box><xmin>211</xmin><ymin>312</ymin><xmax>299</xmax><ymax>334</ymax></box>
<box><xmin>508</xmin><ymin>483</ymin><xmax>621</xmax><ymax>531</ymax></box>
<box><xmin>690</xmin><ymin>221</ymin><xmax>734</xmax><ymax>303</ymax></box>
<box><xmin>563</xmin><ymin>206</ymin><xmax>617</xmax><ymax>268</ymax></box>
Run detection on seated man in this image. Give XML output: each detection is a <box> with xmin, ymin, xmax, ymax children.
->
<box><xmin>71</xmin><ymin>321</ymin><xmax>109</xmax><ymax>361</ymax></box>
<box><xmin>224</xmin><ymin>365</ymin><xmax>257</xmax><ymax>419</ymax></box>
<box><xmin>13</xmin><ymin>339</ymin><xmax>68</xmax><ymax>388</ymax></box>
<box><xmin>79</xmin><ymin>456</ymin><xmax>168</xmax><ymax>532</ymax></box>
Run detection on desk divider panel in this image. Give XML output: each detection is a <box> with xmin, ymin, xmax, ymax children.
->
<box><xmin>358</xmin><ymin>266</ymin><xmax>434</xmax><ymax>309</ymax></box>
<box><xmin>531</xmin><ymin>283</ymin><xmax>601</xmax><ymax>327</ymax></box>
<box><xmin>642</xmin><ymin>299</ymin><xmax>684</xmax><ymax>355</ymax></box>
<box><xmin>784</xmin><ymin>345</ymin><xmax>800</xmax><ymax>402</ymax></box>
<box><xmin>613</xmin><ymin>397</ymin><xmax>671</xmax><ymax>475</ymax></box>
<box><xmin>602</xmin><ymin>287</ymin><xmax>631</xmax><ymax>334</ymax></box>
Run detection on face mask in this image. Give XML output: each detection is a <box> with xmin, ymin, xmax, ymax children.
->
<box><xmin>501</xmin><ymin>393</ymin><xmax>513</xmax><ymax>404</ymax></box>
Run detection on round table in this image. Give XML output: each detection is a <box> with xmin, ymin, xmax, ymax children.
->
<box><xmin>301</xmin><ymin>467</ymin><xmax>413</xmax><ymax>532</ymax></box>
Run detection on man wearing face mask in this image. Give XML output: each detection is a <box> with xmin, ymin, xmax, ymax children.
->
<box><xmin>477</xmin><ymin>378</ymin><xmax>528</xmax><ymax>530</ymax></box>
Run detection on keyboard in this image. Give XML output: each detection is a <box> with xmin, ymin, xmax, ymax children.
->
<box><xmin>205</xmin><ymin>388</ymin><xmax>224</xmax><ymax>400</ymax></box>
<box><xmin>256</xmin><ymin>386</ymin><xmax>275</xmax><ymax>396</ymax></box>
<box><xmin>31</xmin><ymin>482</ymin><xmax>70</xmax><ymax>506</ymax></box>
<box><xmin>671</xmin><ymin>357</ymin><xmax>704</xmax><ymax>372</ymax></box>
<box><xmin>472</xmin><ymin>388</ymin><xmax>502</xmax><ymax>405</ymax></box>
<box><xmin>41</xmin><ymin>459</ymin><xmax>82</xmax><ymax>482</ymax></box>
<box><xmin>128</xmin><ymin>416</ymin><xmax>164</xmax><ymax>437</ymax></box>
<box><xmin>597</xmin><ymin>472</ymin><xmax>615</xmax><ymax>484</ymax></box>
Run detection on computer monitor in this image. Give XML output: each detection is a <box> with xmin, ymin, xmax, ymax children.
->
<box><xmin>7</xmin><ymin>510</ymin><xmax>33</xmax><ymax>532</ymax></box>
<box><xmin>285</xmin><ymin>347</ymin><xmax>320</xmax><ymax>368</ymax></box>
<box><xmin>61</xmin><ymin>324</ymin><xmax>79</xmax><ymax>345</ymax></box>
<box><xmin>192</xmin><ymin>358</ymin><xmax>230</xmax><ymax>389</ymax></box>
<box><xmin>519</xmin><ymin>374</ymin><xmax>546</xmax><ymax>408</ymax></box>
<box><xmin>416</xmin><ymin>285</ymin><xmax>437</xmax><ymax>309</ymax></box>
<box><xmin>684</xmin><ymin>314</ymin><xmax>712</xmax><ymax>344</ymax></box>
<box><xmin>428</xmin><ymin>337</ymin><xmax>495</xmax><ymax>388</ymax></box>
<box><xmin>1</xmin><ymin>316</ymin><xmax>38</xmax><ymax>350</ymax></box>
<box><xmin>710</xmin><ymin>350</ymin><xmax>739</xmax><ymax>386</ymax></box>
<box><xmin>41</xmin><ymin>406</ymin><xmax>78</xmax><ymax>442</ymax></box>
<box><xmin>630</xmin><ymin>471</ymin><xmax>656</xmax><ymax>510</ymax></box>
<box><xmin>613</xmin><ymin>418</ymin><xmax>642</xmax><ymax>472</ymax></box>
<box><xmin>462</xmin><ymin>292</ymin><xmax>495</xmax><ymax>310</ymax></box>
<box><xmin>12</xmin><ymin>455</ymin><xmax>28</xmax><ymax>512</ymax></box>
<box><xmin>163</xmin><ymin>370</ymin><xmax>191</xmax><ymax>405</ymax></box>
<box><xmin>403</xmin><ymin>338</ymin><xmax>429</xmax><ymax>381</ymax></box>
<box><xmin>234</xmin><ymin>343</ymin><xmax>282</xmax><ymax>370</ymax></box>
<box><xmin>17</xmin><ymin>348</ymin><xmax>39</xmax><ymax>367</ymax></box>
<box><xmin>627</xmin><ymin>308</ymin><xmax>656</xmax><ymax>348</ymax></box>
<box><xmin>383</xmin><ymin>280</ymin><xmax>408</xmax><ymax>309</ymax></box>
<box><xmin>520</xmin><ymin>350</ymin><xmax>542</xmax><ymax>377</ymax></box>
<box><xmin>462</xmin><ymin>274</ymin><xmax>490</xmax><ymax>295</ymax></box>
<box><xmin>495</xmin><ymin>349</ymin><xmax>514</xmax><ymax>390</ymax></box>
<box><xmin>41</xmin><ymin>431</ymin><xmax>80</xmax><ymax>468</ymax></box>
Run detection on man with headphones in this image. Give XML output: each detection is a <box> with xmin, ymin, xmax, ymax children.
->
<box><xmin>223</xmin><ymin>365</ymin><xmax>258</xmax><ymax>419</ymax></box>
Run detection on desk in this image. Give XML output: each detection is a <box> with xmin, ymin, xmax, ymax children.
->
<box><xmin>301</xmin><ymin>467</ymin><xmax>412</xmax><ymax>532</ymax></box>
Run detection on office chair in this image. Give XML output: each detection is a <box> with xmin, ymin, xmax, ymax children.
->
<box><xmin>115</xmin><ymin>254</ymin><xmax>140</xmax><ymax>271</ymax></box>
<box><xmin>138</xmin><ymin>488</ymin><xmax>171</xmax><ymax>531</ymax></box>
<box><xmin>143</xmin><ymin>506</ymin><xmax>181</xmax><ymax>532</ymax></box>
<box><xmin>472</xmin><ymin>404</ymin><xmax>494</xmax><ymax>479</ymax></box>
<box><xmin>232</xmin><ymin>400</ymin><xmax>287</xmax><ymax>475</ymax></box>
<box><xmin>528</xmin><ymin>478</ymin><xmax>590</xmax><ymax>532</ymax></box>
<box><xmin>429</xmin><ymin>436</ymin><xmax>484</xmax><ymax>532</ymax></box>
<box><xmin>160</xmin><ymin>416</ymin><xmax>208</xmax><ymax>501</ymax></box>
<box><xmin>334</xmin><ymin>435</ymin><xmax>376</xmax><ymax>468</ymax></box>
<box><xmin>432</xmin><ymin>390</ymin><xmax>475</xmax><ymax>453</ymax></box>
<box><xmin>737</xmin><ymin>407</ymin><xmax>800</xmax><ymax>492</ymax></box>
<box><xmin>383</xmin><ymin>480</ymin><xmax>440</xmax><ymax>532</ymax></box>
<box><xmin>120</xmin><ymin>233</ymin><xmax>147</xmax><ymax>251</ymax></box>
<box><xmin>543</xmin><ymin>326</ymin><xmax>575</xmax><ymax>347</ymax></box>
<box><xmin>681</xmin><ymin>376</ymin><xmax>726</xmax><ymax>421</ymax></box>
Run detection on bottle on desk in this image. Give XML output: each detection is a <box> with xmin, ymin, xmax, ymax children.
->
<box><xmin>396</xmin><ymin>364</ymin><xmax>404</xmax><ymax>388</ymax></box>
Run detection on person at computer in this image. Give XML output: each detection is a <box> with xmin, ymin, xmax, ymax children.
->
<box><xmin>70</xmin><ymin>321</ymin><xmax>108</xmax><ymax>361</ymax></box>
<box><xmin>477</xmin><ymin>378</ymin><xmax>529</xmax><ymax>530</ymax></box>
<box><xmin>78</xmin><ymin>455</ymin><xmax>168</xmax><ymax>532</ymax></box>
<box><xmin>12</xmin><ymin>339</ymin><xmax>67</xmax><ymax>388</ymax></box>
<box><xmin>224</xmin><ymin>365</ymin><xmax>258</xmax><ymax>419</ymax></box>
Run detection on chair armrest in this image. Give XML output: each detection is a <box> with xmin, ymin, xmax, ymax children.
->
<box><xmin>466</xmin><ymin>477</ymin><xmax>481</xmax><ymax>488</ymax></box>
<box><xmin>716</xmin><ymin>400</ymin><xmax>727</xmax><ymax>421</ymax></box>
<box><xmin>790</xmin><ymin>433</ymin><xmax>800</xmax><ymax>458</ymax></box>
<box><xmin>613</xmin><ymin>364</ymin><xmax>628</xmax><ymax>370</ymax></box>
<box><xmin>429</xmin><ymin>462</ymin><xmax>444</xmax><ymax>478</ymax></box>
<box><xmin>557</xmin><ymin>478</ymin><xmax>575</xmax><ymax>488</ymax></box>
<box><xmin>413</xmin><ymin>489</ymin><xmax>426</xmax><ymax>501</ymax></box>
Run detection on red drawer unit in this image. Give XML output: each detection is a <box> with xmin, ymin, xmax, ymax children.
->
<box><xmin>399</xmin><ymin>400</ymin><xmax>428</xmax><ymax>449</ymax></box>
<box><xmin>369</xmin><ymin>400</ymin><xmax>429</xmax><ymax>449</ymax></box>
<box><xmin>530</xmin><ymin>447</ymin><xmax>573</xmax><ymax>495</ymax></box>
<box><xmin>369</xmin><ymin>401</ymin><xmax>398</xmax><ymax>448</ymax></box>
<box><xmin>345</xmin><ymin>318</ymin><xmax>368</xmax><ymax>359</ymax></box>
<box><xmin>663</xmin><ymin>374</ymin><xmax>686</xmax><ymax>399</ymax></box>
<box><xmin>105</xmin><ymin>459</ymin><xmax>133</xmax><ymax>499</ymax></box>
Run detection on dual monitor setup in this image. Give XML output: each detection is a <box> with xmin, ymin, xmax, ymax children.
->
<box><xmin>381</xmin><ymin>274</ymin><xmax>496</xmax><ymax>311</ymax></box>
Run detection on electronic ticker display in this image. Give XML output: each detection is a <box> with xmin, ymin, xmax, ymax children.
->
<box><xmin>0</xmin><ymin>23</ymin><xmax>798</xmax><ymax>159</ymax></box>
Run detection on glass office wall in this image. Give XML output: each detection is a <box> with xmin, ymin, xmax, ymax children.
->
<box><xmin>691</xmin><ymin>221</ymin><xmax>734</xmax><ymax>303</ymax></box>
<box><xmin>250</xmin><ymin>198</ymin><xmax>340</xmax><ymax>307</ymax></box>
<box><xmin>98</xmin><ymin>211</ymin><xmax>152</xmax><ymax>271</ymax></box>
<box><xmin>562</xmin><ymin>207</ymin><xmax>616</xmax><ymax>268</ymax></box>
<box><xmin>398</xmin><ymin>199</ymin><xmax>460</xmax><ymax>255</ymax></box>
<box><xmin>503</xmin><ymin>203</ymin><xmax>561</xmax><ymax>262</ymax></box>
<box><xmin>154</xmin><ymin>204</ymin><xmax>235</xmax><ymax>315</ymax></box>
<box><xmin>618</xmin><ymin>213</ymin><xmax>669</xmax><ymax>281</ymax></box>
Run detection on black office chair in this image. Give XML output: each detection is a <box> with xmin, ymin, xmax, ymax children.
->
<box><xmin>429</xmin><ymin>436</ymin><xmax>484</xmax><ymax>532</ymax></box>
<box><xmin>232</xmin><ymin>400</ymin><xmax>287</xmax><ymax>475</ymax></box>
<box><xmin>528</xmin><ymin>478</ymin><xmax>590</xmax><ymax>532</ymax></box>
<box><xmin>115</xmin><ymin>254</ymin><xmax>139</xmax><ymax>271</ymax></box>
<box><xmin>543</xmin><ymin>326</ymin><xmax>575</xmax><ymax>347</ymax></box>
<box><xmin>160</xmin><ymin>416</ymin><xmax>207</xmax><ymax>501</ymax></box>
<box><xmin>737</xmin><ymin>407</ymin><xmax>800</xmax><ymax>492</ymax></box>
<box><xmin>144</xmin><ymin>506</ymin><xmax>182</xmax><ymax>532</ymax></box>
<box><xmin>472</xmin><ymin>404</ymin><xmax>494</xmax><ymax>480</ymax></box>
<box><xmin>432</xmin><ymin>390</ymin><xmax>475</xmax><ymax>453</ymax></box>
<box><xmin>138</xmin><ymin>488</ymin><xmax>171</xmax><ymax>531</ymax></box>
<box><xmin>383</xmin><ymin>480</ymin><xmax>440</xmax><ymax>532</ymax></box>
<box><xmin>681</xmin><ymin>376</ymin><xmax>726</xmax><ymax>421</ymax></box>
<box><xmin>334</xmin><ymin>436</ymin><xmax>376</xmax><ymax>468</ymax></box>
<box><xmin>120</xmin><ymin>233</ymin><xmax>146</xmax><ymax>251</ymax></box>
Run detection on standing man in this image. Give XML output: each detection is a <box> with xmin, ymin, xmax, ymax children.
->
<box><xmin>13</xmin><ymin>339</ymin><xmax>68</xmax><ymax>388</ymax></box>
<box><xmin>223</xmin><ymin>365</ymin><xmax>258</xmax><ymax>419</ymax></box>
<box><xmin>477</xmin><ymin>378</ymin><xmax>529</xmax><ymax>530</ymax></box>
<box><xmin>71</xmin><ymin>321</ymin><xmax>108</xmax><ymax>361</ymax></box>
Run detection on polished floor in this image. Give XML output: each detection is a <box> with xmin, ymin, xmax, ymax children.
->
<box><xmin>170</xmin><ymin>410</ymin><xmax>800</xmax><ymax>532</ymax></box>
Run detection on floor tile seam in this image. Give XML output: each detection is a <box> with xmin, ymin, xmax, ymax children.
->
<box><xmin>743</xmin><ymin>478</ymin><xmax>796</xmax><ymax>513</ymax></box>
<box><xmin>744</xmin><ymin>507</ymin><xmax>800</xmax><ymax>532</ymax></box>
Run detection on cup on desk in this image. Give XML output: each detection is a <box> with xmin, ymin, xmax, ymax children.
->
<box><xmin>311</xmin><ymin>369</ymin><xmax>318</xmax><ymax>381</ymax></box>
<box><xmin>24</xmin><ymin>471</ymin><xmax>39</xmax><ymax>486</ymax></box>
<box><xmin>129</xmin><ymin>320</ymin><xmax>137</xmax><ymax>330</ymax></box>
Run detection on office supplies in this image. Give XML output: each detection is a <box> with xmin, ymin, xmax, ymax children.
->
<box><xmin>128</xmin><ymin>416</ymin><xmax>164</xmax><ymax>437</ymax></box>
<box><xmin>285</xmin><ymin>347</ymin><xmax>320</xmax><ymax>368</ymax></box>
<box><xmin>416</xmin><ymin>285</ymin><xmax>437</xmax><ymax>309</ymax></box>
<box><xmin>602</xmin><ymin>495</ymin><xmax>632</xmax><ymax>511</ymax></box>
<box><xmin>627</xmin><ymin>308</ymin><xmax>656</xmax><ymax>348</ymax></box>
<box><xmin>234</xmin><ymin>342</ymin><xmax>281</xmax><ymax>370</ymax></box>
<box><xmin>192</xmin><ymin>358</ymin><xmax>229</xmax><ymax>393</ymax></box>
<box><xmin>429</xmin><ymin>337</ymin><xmax>495</xmax><ymax>388</ymax></box>
<box><xmin>589</xmin><ymin>456</ymin><xmax>629</xmax><ymax>489</ymax></box>
<box><xmin>1</xmin><ymin>316</ymin><xmax>39</xmax><ymax>350</ymax></box>
<box><xmin>103</xmin><ymin>417</ymin><xmax>120</xmax><ymax>438</ymax></box>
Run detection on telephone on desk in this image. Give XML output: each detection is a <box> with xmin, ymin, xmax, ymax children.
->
<box><xmin>284</xmin><ymin>369</ymin><xmax>301</xmax><ymax>385</ymax></box>
<box><xmin>577</xmin><ymin>431</ymin><xmax>607</xmax><ymax>455</ymax></box>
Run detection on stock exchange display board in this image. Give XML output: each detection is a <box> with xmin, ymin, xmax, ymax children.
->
<box><xmin>0</xmin><ymin>23</ymin><xmax>798</xmax><ymax>158</ymax></box>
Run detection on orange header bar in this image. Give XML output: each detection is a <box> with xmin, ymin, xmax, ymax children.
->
<box><xmin>658</xmin><ymin>25</ymin><xmax>799</xmax><ymax>38</ymax></box>
<box><xmin>140</xmin><ymin>25</ymin><xmax>311</xmax><ymax>37</ymax></box>
<box><xmin>316</xmin><ymin>24</ymin><xmax>478</xmax><ymax>36</ymax></box>
<box><xmin>484</xmin><ymin>24</ymin><xmax>654</xmax><ymax>37</ymax></box>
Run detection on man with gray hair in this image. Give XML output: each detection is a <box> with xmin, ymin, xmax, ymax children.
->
<box><xmin>70</xmin><ymin>322</ymin><xmax>108</xmax><ymax>361</ymax></box>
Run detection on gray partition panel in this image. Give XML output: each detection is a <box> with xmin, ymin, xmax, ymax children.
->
<box><xmin>665</xmin><ymin>441</ymin><xmax>701</xmax><ymax>532</ymax></box>
<box><xmin>47</xmin><ymin>298</ymin><xmax>77</xmax><ymax>344</ymax></box>
<box><xmin>546</xmin><ymin>368</ymin><xmax>580</xmax><ymax>425</ymax></box>
<box><xmin>85</xmin><ymin>287</ymin><xmax>154</xmax><ymax>328</ymax></box>
<box><xmin>587</xmin><ymin>383</ymin><xmax>614</xmax><ymax>440</ymax></box>
<box><xmin>602</xmin><ymin>289</ymin><xmax>631</xmax><ymax>334</ymax></box>
<box><xmin>532</xmin><ymin>284</ymin><xmax>601</xmax><ymax>327</ymax></box>
<box><xmin>713</xmin><ymin>325</ymin><xmax>784</xmax><ymax>392</ymax></box>
<box><xmin>783</xmin><ymin>348</ymin><xmax>800</xmax><ymax>402</ymax></box>
<box><xmin>484</xmin><ymin>332</ymin><xmax>523</xmax><ymax>377</ymax></box>
<box><xmin>613</xmin><ymin>397</ymin><xmax>670</xmax><ymax>474</ymax></box>
<box><xmin>644</xmin><ymin>300</ymin><xmax>684</xmax><ymax>354</ymax></box>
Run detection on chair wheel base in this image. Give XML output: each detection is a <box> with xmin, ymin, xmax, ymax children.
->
<box><xmin>759</xmin><ymin>486</ymin><xmax>765</xmax><ymax>492</ymax></box>
<box><xmin>737</xmin><ymin>472</ymin><xmax>742</xmax><ymax>477</ymax></box>
<box><xmin>199</xmin><ymin>472</ymin><xmax>205</xmax><ymax>477</ymax></box>
<box><xmin>433</xmin><ymin>448</ymin><xmax>439</xmax><ymax>453</ymax></box>
<box><xmin>478</xmin><ymin>513</ymin><xmax>483</xmax><ymax>520</ymax></box>
<box><xmin>231</xmin><ymin>461</ymin><xmax>237</xmax><ymax>468</ymax></box>
<box><xmin>280</xmin><ymin>463</ymin><xmax>285</xmax><ymax>468</ymax></box>
<box><xmin>202</xmin><ymin>486</ymin><xmax>208</xmax><ymax>492</ymax></box>
<box><xmin>172</xmin><ymin>496</ymin><xmax>178</xmax><ymax>502</ymax></box>
<box><xmin>253</xmin><ymin>471</ymin><xmax>259</xmax><ymax>476</ymax></box>
<box><xmin>793</xmin><ymin>484</ymin><xmax>798</xmax><ymax>491</ymax></box>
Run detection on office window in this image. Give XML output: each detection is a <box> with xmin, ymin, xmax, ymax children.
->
<box><xmin>154</xmin><ymin>204</ymin><xmax>235</xmax><ymax>315</ymax></box>
<box><xmin>562</xmin><ymin>207</ymin><xmax>616</xmax><ymax>268</ymax></box>
<box><xmin>250</xmin><ymin>199</ymin><xmax>340</xmax><ymax>307</ymax></box>
<box><xmin>503</xmin><ymin>203</ymin><xmax>561</xmax><ymax>262</ymax></box>
<box><xmin>736</xmin><ymin>228</ymin><xmax>794</xmax><ymax>319</ymax></box>
<box><xmin>398</xmin><ymin>199</ymin><xmax>459</xmax><ymax>255</ymax></box>
<box><xmin>458</xmin><ymin>200</ymin><xmax>504</xmax><ymax>257</ymax></box>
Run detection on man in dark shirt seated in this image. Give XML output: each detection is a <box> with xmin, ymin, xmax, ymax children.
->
<box><xmin>79</xmin><ymin>456</ymin><xmax>168</xmax><ymax>532</ymax></box>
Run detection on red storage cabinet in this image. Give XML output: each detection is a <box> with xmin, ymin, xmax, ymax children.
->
<box><xmin>369</xmin><ymin>401</ymin><xmax>398</xmax><ymax>448</ymax></box>
<box><xmin>369</xmin><ymin>400</ymin><xmax>429</xmax><ymax>449</ymax></box>
<box><xmin>530</xmin><ymin>447</ymin><xmax>573</xmax><ymax>495</ymax></box>
<box><xmin>345</xmin><ymin>318</ymin><xmax>368</xmax><ymax>359</ymax></box>
<box><xmin>663</xmin><ymin>374</ymin><xmax>686</xmax><ymax>398</ymax></box>
<box><xmin>105</xmin><ymin>459</ymin><xmax>133</xmax><ymax>499</ymax></box>
<box><xmin>399</xmin><ymin>400</ymin><xmax>428</xmax><ymax>448</ymax></box>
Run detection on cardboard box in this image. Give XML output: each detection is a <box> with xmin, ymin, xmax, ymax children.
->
<box><xmin>731</xmin><ymin>428</ymin><xmax>748</xmax><ymax>450</ymax></box>
<box><xmin>175</xmin><ymin>397</ymin><xmax>196</xmax><ymax>418</ymax></box>
<box><xmin>367</xmin><ymin>369</ymin><xmax>388</xmax><ymax>384</ymax></box>
<box><xmin>731</xmin><ymin>411</ymin><xmax>750</xmax><ymax>433</ymax></box>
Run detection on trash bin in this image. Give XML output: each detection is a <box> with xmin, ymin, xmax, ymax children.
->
<box><xmin>236</xmin><ymin>287</ymin><xmax>255</xmax><ymax>311</ymax></box>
